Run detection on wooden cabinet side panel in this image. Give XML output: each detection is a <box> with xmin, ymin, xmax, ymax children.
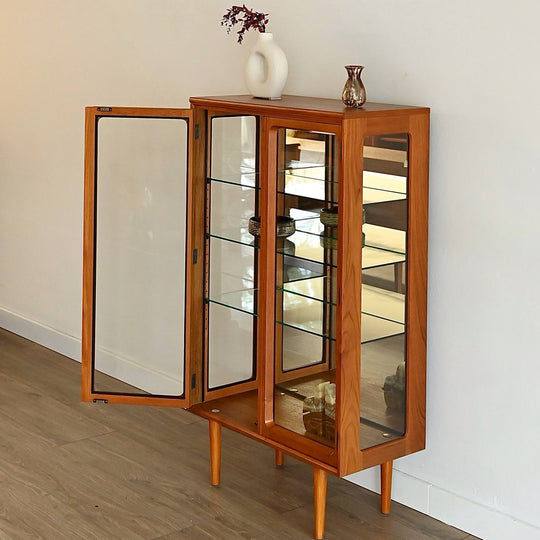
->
<box><xmin>403</xmin><ymin>111</ymin><xmax>429</xmax><ymax>454</ymax></box>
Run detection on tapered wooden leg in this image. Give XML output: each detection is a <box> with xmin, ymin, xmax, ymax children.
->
<box><xmin>275</xmin><ymin>449</ymin><xmax>284</xmax><ymax>468</ymax></box>
<box><xmin>313</xmin><ymin>467</ymin><xmax>327</xmax><ymax>540</ymax></box>
<box><xmin>209</xmin><ymin>420</ymin><xmax>221</xmax><ymax>486</ymax></box>
<box><xmin>381</xmin><ymin>460</ymin><xmax>393</xmax><ymax>514</ymax></box>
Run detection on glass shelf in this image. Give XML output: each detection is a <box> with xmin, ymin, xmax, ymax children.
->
<box><xmin>275</xmin><ymin>287</ymin><xmax>403</xmax><ymax>342</ymax></box>
<box><xmin>282</xmin><ymin>161</ymin><xmax>329</xmax><ymax>172</ymax></box>
<box><xmin>362</xmin><ymin>246</ymin><xmax>405</xmax><ymax>269</ymax></box>
<box><xmin>362</xmin><ymin>284</ymin><xmax>405</xmax><ymax>325</ymax></box>
<box><xmin>283</xmin><ymin>256</ymin><xmax>325</xmax><ymax>282</ymax></box>
<box><xmin>282</xmin><ymin>163</ymin><xmax>333</xmax><ymax>181</ymax></box>
<box><xmin>363</xmin><ymin>172</ymin><xmax>406</xmax><ymax>204</ymax></box>
<box><xmin>276</xmin><ymin>319</ymin><xmax>336</xmax><ymax>341</ymax></box>
<box><xmin>364</xmin><ymin>224</ymin><xmax>406</xmax><ymax>256</ymax></box>
<box><xmin>279</xmin><ymin>250</ymin><xmax>337</xmax><ymax>273</ymax></box>
<box><xmin>277</xmin><ymin>230</ymin><xmax>338</xmax><ymax>268</ymax></box>
<box><xmin>277</xmin><ymin>277</ymin><xmax>336</xmax><ymax>306</ymax></box>
<box><xmin>281</xmin><ymin>164</ymin><xmax>337</xmax><ymax>200</ymax></box>
<box><xmin>293</xmin><ymin>216</ymin><xmax>338</xmax><ymax>240</ymax></box>
<box><xmin>277</xmin><ymin>223</ymin><xmax>404</xmax><ymax>274</ymax></box>
<box><xmin>207</xmin><ymin>228</ymin><xmax>258</xmax><ymax>248</ymax></box>
<box><xmin>207</xmin><ymin>170</ymin><xmax>259</xmax><ymax>189</ymax></box>
<box><xmin>361</xmin><ymin>313</ymin><xmax>404</xmax><ymax>343</ymax></box>
<box><xmin>205</xmin><ymin>289</ymin><xmax>257</xmax><ymax>316</ymax></box>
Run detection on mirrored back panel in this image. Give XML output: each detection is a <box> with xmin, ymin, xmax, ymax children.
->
<box><xmin>360</xmin><ymin>133</ymin><xmax>409</xmax><ymax>449</ymax></box>
<box><xmin>93</xmin><ymin>117</ymin><xmax>189</xmax><ymax>396</ymax></box>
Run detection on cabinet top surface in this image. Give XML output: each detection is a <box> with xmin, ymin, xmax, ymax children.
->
<box><xmin>189</xmin><ymin>94</ymin><xmax>429</xmax><ymax>119</ymax></box>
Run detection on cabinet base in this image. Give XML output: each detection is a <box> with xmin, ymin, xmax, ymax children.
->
<box><xmin>205</xmin><ymin>418</ymin><xmax>394</xmax><ymax>539</ymax></box>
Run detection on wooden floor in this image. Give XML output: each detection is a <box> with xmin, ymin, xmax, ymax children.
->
<box><xmin>0</xmin><ymin>328</ymin><xmax>478</xmax><ymax>540</ymax></box>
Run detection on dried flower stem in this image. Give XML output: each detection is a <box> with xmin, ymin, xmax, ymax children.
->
<box><xmin>221</xmin><ymin>5</ymin><xmax>269</xmax><ymax>44</ymax></box>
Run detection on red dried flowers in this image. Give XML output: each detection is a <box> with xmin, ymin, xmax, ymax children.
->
<box><xmin>221</xmin><ymin>5</ymin><xmax>269</xmax><ymax>44</ymax></box>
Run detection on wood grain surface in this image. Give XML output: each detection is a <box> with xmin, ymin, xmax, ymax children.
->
<box><xmin>0</xmin><ymin>328</ymin><xmax>478</xmax><ymax>540</ymax></box>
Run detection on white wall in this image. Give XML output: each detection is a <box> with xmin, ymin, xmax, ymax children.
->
<box><xmin>1</xmin><ymin>1</ymin><xmax>539</xmax><ymax>538</ymax></box>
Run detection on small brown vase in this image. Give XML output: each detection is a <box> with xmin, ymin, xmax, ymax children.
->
<box><xmin>342</xmin><ymin>65</ymin><xmax>366</xmax><ymax>107</ymax></box>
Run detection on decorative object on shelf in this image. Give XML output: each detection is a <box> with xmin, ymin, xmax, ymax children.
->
<box><xmin>282</xmin><ymin>238</ymin><xmax>295</xmax><ymax>256</ymax></box>
<box><xmin>303</xmin><ymin>384</ymin><xmax>326</xmax><ymax>437</ymax></box>
<box><xmin>302</xmin><ymin>382</ymin><xmax>336</xmax><ymax>441</ymax></box>
<box><xmin>320</xmin><ymin>206</ymin><xmax>339</xmax><ymax>250</ymax></box>
<box><xmin>324</xmin><ymin>383</ymin><xmax>336</xmax><ymax>441</ymax></box>
<box><xmin>320</xmin><ymin>206</ymin><xmax>338</xmax><ymax>227</ymax></box>
<box><xmin>319</xmin><ymin>227</ymin><xmax>338</xmax><ymax>250</ymax></box>
<box><xmin>248</xmin><ymin>215</ymin><xmax>295</xmax><ymax>238</ymax></box>
<box><xmin>383</xmin><ymin>362</ymin><xmax>406</xmax><ymax>411</ymax></box>
<box><xmin>342</xmin><ymin>65</ymin><xmax>366</xmax><ymax>108</ymax></box>
<box><xmin>221</xmin><ymin>5</ymin><xmax>288</xmax><ymax>99</ymax></box>
<box><xmin>319</xmin><ymin>207</ymin><xmax>365</xmax><ymax>249</ymax></box>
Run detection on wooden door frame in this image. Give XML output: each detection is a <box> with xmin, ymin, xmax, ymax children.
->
<box><xmin>199</xmin><ymin>109</ymin><xmax>261</xmax><ymax>402</ymax></box>
<box><xmin>81</xmin><ymin>106</ymin><xmax>201</xmax><ymax>408</ymax></box>
<box><xmin>259</xmin><ymin>116</ymin><xmax>342</xmax><ymax>466</ymax></box>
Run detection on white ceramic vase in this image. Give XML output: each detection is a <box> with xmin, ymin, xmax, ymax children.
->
<box><xmin>244</xmin><ymin>32</ymin><xmax>288</xmax><ymax>100</ymax></box>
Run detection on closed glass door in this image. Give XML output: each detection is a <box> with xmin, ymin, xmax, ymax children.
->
<box><xmin>205</xmin><ymin>116</ymin><xmax>259</xmax><ymax>397</ymax></box>
<box><xmin>272</xmin><ymin>128</ymin><xmax>340</xmax><ymax>449</ymax></box>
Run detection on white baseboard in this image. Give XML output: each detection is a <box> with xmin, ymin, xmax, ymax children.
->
<box><xmin>3</xmin><ymin>307</ymin><xmax>539</xmax><ymax>540</ymax></box>
<box><xmin>429</xmin><ymin>483</ymin><xmax>540</xmax><ymax>540</ymax></box>
<box><xmin>0</xmin><ymin>307</ymin><xmax>81</xmax><ymax>361</ymax></box>
<box><xmin>346</xmin><ymin>468</ymin><xmax>540</xmax><ymax>540</ymax></box>
<box><xmin>94</xmin><ymin>347</ymin><xmax>184</xmax><ymax>395</ymax></box>
<box><xmin>0</xmin><ymin>307</ymin><xmax>182</xmax><ymax>395</ymax></box>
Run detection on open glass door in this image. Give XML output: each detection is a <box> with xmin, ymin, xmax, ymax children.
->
<box><xmin>82</xmin><ymin>107</ymin><xmax>196</xmax><ymax>406</ymax></box>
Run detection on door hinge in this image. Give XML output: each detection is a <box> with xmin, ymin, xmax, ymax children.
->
<box><xmin>192</xmin><ymin>249</ymin><xmax>198</xmax><ymax>264</ymax></box>
<box><xmin>194</xmin><ymin>124</ymin><xmax>200</xmax><ymax>139</ymax></box>
<box><xmin>93</xmin><ymin>398</ymin><xmax>109</xmax><ymax>404</ymax></box>
<box><xmin>191</xmin><ymin>373</ymin><xmax>197</xmax><ymax>389</ymax></box>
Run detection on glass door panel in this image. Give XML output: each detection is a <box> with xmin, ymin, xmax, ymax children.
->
<box><xmin>93</xmin><ymin>116</ymin><xmax>188</xmax><ymax>397</ymax></box>
<box><xmin>274</xmin><ymin>129</ymin><xmax>339</xmax><ymax>448</ymax></box>
<box><xmin>206</xmin><ymin>116</ymin><xmax>258</xmax><ymax>392</ymax></box>
<box><xmin>360</xmin><ymin>133</ymin><xmax>409</xmax><ymax>449</ymax></box>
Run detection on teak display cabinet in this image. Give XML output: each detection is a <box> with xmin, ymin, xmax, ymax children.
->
<box><xmin>82</xmin><ymin>95</ymin><xmax>429</xmax><ymax>539</ymax></box>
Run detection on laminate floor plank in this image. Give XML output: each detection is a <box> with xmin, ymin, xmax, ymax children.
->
<box><xmin>0</xmin><ymin>373</ymin><xmax>112</xmax><ymax>445</ymax></box>
<box><xmin>0</xmin><ymin>328</ymin><xmax>478</xmax><ymax>540</ymax></box>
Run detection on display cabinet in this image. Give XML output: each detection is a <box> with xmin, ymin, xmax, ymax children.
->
<box><xmin>82</xmin><ymin>95</ymin><xmax>429</xmax><ymax>539</ymax></box>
